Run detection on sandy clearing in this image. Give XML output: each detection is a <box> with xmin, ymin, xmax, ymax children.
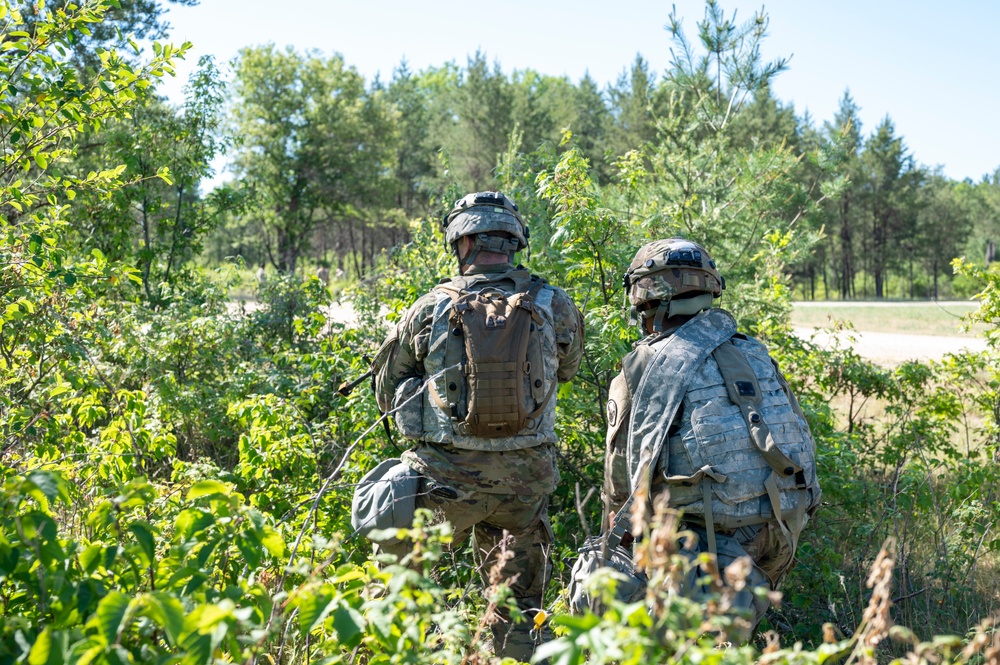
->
<box><xmin>792</xmin><ymin>327</ymin><xmax>988</xmax><ymax>364</ymax></box>
<box><xmin>793</xmin><ymin>300</ymin><xmax>977</xmax><ymax>309</ymax></box>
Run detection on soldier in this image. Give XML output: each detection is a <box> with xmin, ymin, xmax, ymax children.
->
<box><xmin>601</xmin><ymin>238</ymin><xmax>820</xmax><ymax>627</ymax></box>
<box><xmin>371</xmin><ymin>191</ymin><xmax>584</xmax><ymax>660</ymax></box>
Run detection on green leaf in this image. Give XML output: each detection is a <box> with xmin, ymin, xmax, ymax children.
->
<box><xmin>91</xmin><ymin>590</ymin><xmax>130</xmax><ymax>645</ymax></box>
<box><xmin>79</xmin><ymin>544</ymin><xmax>103</xmax><ymax>573</ymax></box>
<box><xmin>63</xmin><ymin>272</ymin><xmax>77</xmax><ymax>287</ymax></box>
<box><xmin>186</xmin><ymin>480</ymin><xmax>229</xmax><ymax>500</ymax></box>
<box><xmin>260</xmin><ymin>526</ymin><xmax>286</xmax><ymax>558</ymax></box>
<box><xmin>49</xmin><ymin>384</ymin><xmax>72</xmax><ymax>398</ymax></box>
<box><xmin>175</xmin><ymin>509</ymin><xmax>215</xmax><ymax>540</ymax></box>
<box><xmin>28</xmin><ymin>627</ymin><xmax>52</xmax><ymax>665</ymax></box>
<box><xmin>551</xmin><ymin>612</ymin><xmax>602</xmax><ymax>630</ymax></box>
<box><xmin>179</xmin><ymin>633</ymin><xmax>212</xmax><ymax>665</ymax></box>
<box><xmin>128</xmin><ymin>521</ymin><xmax>156</xmax><ymax>565</ymax></box>
<box><xmin>297</xmin><ymin>588</ymin><xmax>335</xmax><ymax>633</ymax></box>
<box><xmin>235</xmin><ymin>531</ymin><xmax>262</xmax><ymax>569</ymax></box>
<box><xmin>332</xmin><ymin>605</ymin><xmax>364</xmax><ymax>649</ymax></box>
<box><xmin>25</xmin><ymin>470</ymin><xmax>70</xmax><ymax>505</ymax></box>
<box><xmin>142</xmin><ymin>592</ymin><xmax>185</xmax><ymax>645</ymax></box>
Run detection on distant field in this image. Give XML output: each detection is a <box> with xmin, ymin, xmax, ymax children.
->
<box><xmin>791</xmin><ymin>301</ymin><xmax>987</xmax><ymax>337</ymax></box>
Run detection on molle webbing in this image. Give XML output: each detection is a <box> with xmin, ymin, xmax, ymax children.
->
<box><xmin>711</xmin><ymin>340</ymin><xmax>809</xmax><ymax>552</ymax></box>
<box><xmin>712</xmin><ymin>342</ymin><xmax>805</xmax><ymax>487</ymax></box>
<box><xmin>428</xmin><ymin>276</ymin><xmax>551</xmax><ymax>439</ymax></box>
<box><xmin>626</xmin><ymin>309</ymin><xmax>738</xmax><ymax>494</ymax></box>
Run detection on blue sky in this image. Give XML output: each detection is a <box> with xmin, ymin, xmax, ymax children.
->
<box><xmin>159</xmin><ymin>0</ymin><xmax>1000</xmax><ymax>183</ymax></box>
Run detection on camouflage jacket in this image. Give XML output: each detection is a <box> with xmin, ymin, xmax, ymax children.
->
<box><xmin>374</xmin><ymin>263</ymin><xmax>584</xmax><ymax>494</ymax></box>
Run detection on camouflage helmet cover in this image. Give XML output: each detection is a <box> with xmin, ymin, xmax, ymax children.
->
<box><xmin>624</xmin><ymin>238</ymin><xmax>724</xmax><ymax>329</ymax></box>
<box><xmin>443</xmin><ymin>191</ymin><xmax>528</xmax><ymax>251</ymax></box>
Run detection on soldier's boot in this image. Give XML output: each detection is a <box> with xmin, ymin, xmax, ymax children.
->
<box><xmin>491</xmin><ymin>598</ymin><xmax>547</xmax><ymax>664</ymax></box>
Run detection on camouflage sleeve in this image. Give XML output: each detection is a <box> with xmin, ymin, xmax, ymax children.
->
<box><xmin>603</xmin><ymin>370</ymin><xmax>632</xmax><ymax>519</ymax></box>
<box><xmin>548</xmin><ymin>286</ymin><xmax>585</xmax><ymax>383</ymax></box>
<box><xmin>372</xmin><ymin>293</ymin><xmax>436</xmax><ymax>413</ymax></box>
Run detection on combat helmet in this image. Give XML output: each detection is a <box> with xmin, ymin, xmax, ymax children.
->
<box><xmin>442</xmin><ymin>191</ymin><xmax>528</xmax><ymax>264</ymax></box>
<box><xmin>623</xmin><ymin>238</ymin><xmax>724</xmax><ymax>332</ymax></box>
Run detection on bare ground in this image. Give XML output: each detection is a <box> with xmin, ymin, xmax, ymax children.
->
<box><xmin>792</xmin><ymin>327</ymin><xmax>987</xmax><ymax>365</ymax></box>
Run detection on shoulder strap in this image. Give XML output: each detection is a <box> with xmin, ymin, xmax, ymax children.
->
<box><xmin>426</xmin><ymin>286</ymin><xmax>466</xmax><ymax>420</ymax></box>
<box><xmin>625</xmin><ymin>308</ymin><xmax>738</xmax><ymax>495</ymax></box>
<box><xmin>712</xmin><ymin>341</ymin><xmax>805</xmax><ymax>485</ymax></box>
<box><xmin>712</xmin><ymin>338</ymin><xmax>810</xmax><ymax>556</ymax></box>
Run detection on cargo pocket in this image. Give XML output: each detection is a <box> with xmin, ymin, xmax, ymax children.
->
<box><xmin>393</xmin><ymin>377</ymin><xmax>424</xmax><ymax>439</ymax></box>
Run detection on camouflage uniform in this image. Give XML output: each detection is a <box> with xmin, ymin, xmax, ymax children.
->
<box><xmin>374</xmin><ymin>262</ymin><xmax>584</xmax><ymax>661</ymax></box>
<box><xmin>602</xmin><ymin>239</ymin><xmax>819</xmax><ymax>628</ymax></box>
<box><xmin>603</xmin><ymin>311</ymin><xmax>821</xmax><ymax>626</ymax></box>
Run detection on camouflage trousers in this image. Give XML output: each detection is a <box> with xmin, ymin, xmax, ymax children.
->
<box><xmin>675</xmin><ymin>522</ymin><xmax>794</xmax><ymax>629</ymax></box>
<box><xmin>379</xmin><ymin>478</ymin><xmax>553</xmax><ymax>663</ymax></box>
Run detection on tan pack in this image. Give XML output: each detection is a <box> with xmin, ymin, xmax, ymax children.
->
<box><xmin>430</xmin><ymin>277</ymin><xmax>552</xmax><ymax>438</ymax></box>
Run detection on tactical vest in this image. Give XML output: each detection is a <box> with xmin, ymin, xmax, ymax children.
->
<box><xmin>419</xmin><ymin>270</ymin><xmax>559</xmax><ymax>452</ymax></box>
<box><xmin>658</xmin><ymin>335</ymin><xmax>819</xmax><ymax>532</ymax></box>
<box><xmin>612</xmin><ymin>310</ymin><xmax>820</xmax><ymax>551</ymax></box>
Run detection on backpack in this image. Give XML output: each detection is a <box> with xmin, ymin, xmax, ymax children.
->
<box><xmin>428</xmin><ymin>276</ymin><xmax>554</xmax><ymax>439</ymax></box>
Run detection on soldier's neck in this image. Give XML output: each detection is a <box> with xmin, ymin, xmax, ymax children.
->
<box><xmin>460</xmin><ymin>261</ymin><xmax>515</xmax><ymax>276</ymax></box>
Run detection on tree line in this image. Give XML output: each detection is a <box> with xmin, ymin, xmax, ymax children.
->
<box><xmin>29</xmin><ymin>0</ymin><xmax>998</xmax><ymax>301</ymax></box>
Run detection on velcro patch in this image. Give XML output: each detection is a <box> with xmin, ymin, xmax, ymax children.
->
<box><xmin>735</xmin><ymin>380</ymin><xmax>756</xmax><ymax>397</ymax></box>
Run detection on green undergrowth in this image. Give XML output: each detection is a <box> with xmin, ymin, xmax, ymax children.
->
<box><xmin>5</xmin><ymin>2</ymin><xmax>1000</xmax><ymax>662</ymax></box>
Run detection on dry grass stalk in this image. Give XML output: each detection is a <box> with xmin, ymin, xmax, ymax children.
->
<box><xmin>847</xmin><ymin>537</ymin><xmax>896</xmax><ymax>665</ymax></box>
<box><xmin>462</xmin><ymin>533</ymin><xmax>516</xmax><ymax>665</ymax></box>
<box><xmin>762</xmin><ymin>629</ymin><xmax>781</xmax><ymax>653</ymax></box>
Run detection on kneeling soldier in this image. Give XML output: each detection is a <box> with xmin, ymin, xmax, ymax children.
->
<box><xmin>602</xmin><ymin>238</ymin><xmax>821</xmax><ymax>627</ymax></box>
<box><xmin>371</xmin><ymin>192</ymin><xmax>584</xmax><ymax>660</ymax></box>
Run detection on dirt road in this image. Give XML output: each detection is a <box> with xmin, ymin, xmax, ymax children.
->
<box><xmin>792</xmin><ymin>327</ymin><xmax>988</xmax><ymax>365</ymax></box>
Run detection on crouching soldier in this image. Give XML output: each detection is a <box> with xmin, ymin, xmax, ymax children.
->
<box><xmin>368</xmin><ymin>192</ymin><xmax>584</xmax><ymax>660</ymax></box>
<box><xmin>597</xmin><ymin>238</ymin><xmax>820</xmax><ymax>627</ymax></box>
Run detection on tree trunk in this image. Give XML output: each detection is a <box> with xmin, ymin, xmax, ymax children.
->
<box><xmin>839</xmin><ymin>196</ymin><xmax>853</xmax><ymax>299</ymax></box>
<box><xmin>141</xmin><ymin>193</ymin><xmax>153</xmax><ymax>302</ymax></box>
<box><xmin>933</xmin><ymin>256</ymin><xmax>939</xmax><ymax>300</ymax></box>
<box><xmin>908</xmin><ymin>254</ymin><xmax>914</xmax><ymax>300</ymax></box>
<box><xmin>164</xmin><ymin>182</ymin><xmax>185</xmax><ymax>285</ymax></box>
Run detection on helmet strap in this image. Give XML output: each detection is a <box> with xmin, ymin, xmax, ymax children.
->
<box><xmin>461</xmin><ymin>233</ymin><xmax>519</xmax><ymax>266</ymax></box>
<box><xmin>638</xmin><ymin>293</ymin><xmax>715</xmax><ymax>333</ymax></box>
<box><xmin>651</xmin><ymin>304</ymin><xmax>670</xmax><ymax>333</ymax></box>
